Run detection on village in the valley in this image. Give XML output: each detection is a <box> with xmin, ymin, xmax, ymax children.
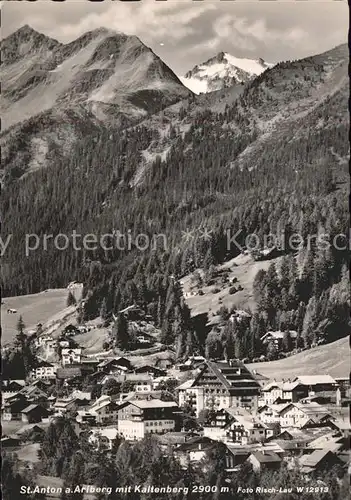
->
<box><xmin>1</xmin><ymin>279</ymin><xmax>350</xmax><ymax>495</ymax></box>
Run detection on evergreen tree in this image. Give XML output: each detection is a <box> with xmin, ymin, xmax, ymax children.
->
<box><xmin>99</xmin><ymin>297</ymin><xmax>108</xmax><ymax>321</ymax></box>
<box><xmin>113</xmin><ymin>313</ymin><xmax>129</xmax><ymax>350</ymax></box>
<box><xmin>282</xmin><ymin>330</ymin><xmax>293</xmax><ymax>352</ymax></box>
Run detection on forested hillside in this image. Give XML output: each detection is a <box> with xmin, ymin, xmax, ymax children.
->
<box><xmin>1</xmin><ymin>36</ymin><xmax>349</xmax><ymax>359</ymax></box>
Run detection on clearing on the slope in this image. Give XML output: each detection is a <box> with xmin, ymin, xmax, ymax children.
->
<box><xmin>248</xmin><ymin>337</ymin><xmax>349</xmax><ymax>379</ymax></box>
<box><xmin>181</xmin><ymin>253</ymin><xmax>281</xmax><ymax>317</ymax></box>
<box><xmin>1</xmin><ymin>288</ymin><xmax>81</xmax><ymax>344</ymax></box>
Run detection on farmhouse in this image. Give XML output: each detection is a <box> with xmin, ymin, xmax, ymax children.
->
<box><xmin>177</xmin><ymin>379</ymin><xmax>197</xmax><ymax>412</ymax></box>
<box><xmin>248</xmin><ymin>451</ymin><xmax>282</xmax><ymax>472</ymax></box>
<box><xmin>88</xmin><ymin>427</ymin><xmax>119</xmax><ymax>450</ymax></box>
<box><xmin>53</xmin><ymin>398</ymin><xmax>78</xmax><ymax>415</ymax></box>
<box><xmin>2</xmin><ymin>380</ymin><xmax>26</xmax><ymax>393</ymax></box>
<box><xmin>279</xmin><ymin>403</ymin><xmax>333</xmax><ymax>429</ymax></box>
<box><xmin>262</xmin><ymin>380</ymin><xmax>308</xmax><ymax>405</ymax></box>
<box><xmin>292</xmin><ymin>375</ymin><xmax>337</xmax><ymax>393</ymax></box>
<box><xmin>174</xmin><ymin>436</ymin><xmax>217</xmax><ymax>466</ymax></box>
<box><xmin>258</xmin><ymin>403</ymin><xmax>290</xmax><ymax>425</ymax></box>
<box><xmin>97</xmin><ymin>357</ymin><xmax>132</xmax><ymax>374</ymax></box>
<box><xmin>30</xmin><ymin>360</ymin><xmax>57</xmax><ymax>380</ymax></box>
<box><xmin>110</xmin><ymin>373</ymin><xmax>154</xmax><ymax>393</ymax></box>
<box><xmin>2</xmin><ymin>395</ymin><xmax>30</xmax><ymax>421</ymax></box>
<box><xmin>299</xmin><ymin>449</ymin><xmax>343</xmax><ymax>475</ymax></box>
<box><xmin>117</xmin><ymin>399</ymin><xmax>179</xmax><ymax>441</ymax></box>
<box><xmin>261</xmin><ymin>331</ymin><xmax>298</xmax><ymax>349</ymax></box>
<box><xmin>21</xmin><ymin>404</ymin><xmax>50</xmax><ymax>424</ymax></box>
<box><xmin>61</xmin><ymin>348</ymin><xmax>82</xmax><ymax>366</ymax></box>
<box><xmin>88</xmin><ymin>396</ymin><xmax>120</xmax><ymax>424</ymax></box>
<box><xmin>203</xmin><ymin>407</ymin><xmax>267</xmax><ymax>445</ymax></box>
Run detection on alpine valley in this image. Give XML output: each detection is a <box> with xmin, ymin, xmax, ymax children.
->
<box><xmin>1</xmin><ymin>26</ymin><xmax>349</xmax><ymax>362</ymax></box>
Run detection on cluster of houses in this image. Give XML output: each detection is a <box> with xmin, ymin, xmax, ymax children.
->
<box><xmin>2</xmin><ymin>348</ymin><xmax>350</xmax><ymax>478</ymax></box>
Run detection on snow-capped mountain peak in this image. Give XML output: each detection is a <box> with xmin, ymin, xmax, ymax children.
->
<box><xmin>179</xmin><ymin>52</ymin><xmax>274</xmax><ymax>94</ymax></box>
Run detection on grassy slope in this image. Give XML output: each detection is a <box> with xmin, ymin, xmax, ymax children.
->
<box><xmin>248</xmin><ymin>337</ymin><xmax>349</xmax><ymax>379</ymax></box>
<box><xmin>1</xmin><ymin>288</ymin><xmax>81</xmax><ymax>344</ymax></box>
<box><xmin>181</xmin><ymin>253</ymin><xmax>280</xmax><ymax>317</ymax></box>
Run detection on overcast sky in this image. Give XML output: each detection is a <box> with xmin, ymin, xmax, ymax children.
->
<box><xmin>2</xmin><ymin>0</ymin><xmax>348</xmax><ymax>74</ymax></box>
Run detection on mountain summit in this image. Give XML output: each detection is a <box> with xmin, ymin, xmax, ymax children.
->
<box><xmin>1</xmin><ymin>25</ymin><xmax>191</xmax><ymax>130</ymax></box>
<box><xmin>180</xmin><ymin>52</ymin><xmax>274</xmax><ymax>94</ymax></box>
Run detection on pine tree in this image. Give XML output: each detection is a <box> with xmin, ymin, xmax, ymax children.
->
<box><xmin>14</xmin><ymin>315</ymin><xmax>26</xmax><ymax>348</ymax></box>
<box><xmin>113</xmin><ymin>314</ymin><xmax>129</xmax><ymax>350</ymax></box>
<box><xmin>160</xmin><ymin>318</ymin><xmax>173</xmax><ymax>346</ymax></box>
<box><xmin>279</xmin><ymin>255</ymin><xmax>291</xmax><ymax>291</ymax></box>
<box><xmin>302</xmin><ymin>296</ymin><xmax>318</xmax><ymax>346</ymax></box>
<box><xmin>99</xmin><ymin>297</ymin><xmax>108</xmax><ymax>321</ymax></box>
<box><xmin>253</xmin><ymin>269</ymin><xmax>267</xmax><ymax>306</ymax></box>
<box><xmin>299</xmin><ymin>249</ymin><xmax>315</xmax><ymax>303</ymax></box>
<box><xmin>282</xmin><ymin>330</ymin><xmax>293</xmax><ymax>352</ymax></box>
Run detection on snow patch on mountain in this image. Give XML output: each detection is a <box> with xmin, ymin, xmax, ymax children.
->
<box><xmin>180</xmin><ymin>52</ymin><xmax>275</xmax><ymax>94</ymax></box>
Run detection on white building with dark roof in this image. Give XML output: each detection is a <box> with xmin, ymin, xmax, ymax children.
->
<box><xmin>117</xmin><ymin>399</ymin><xmax>179</xmax><ymax>441</ymax></box>
<box><xmin>203</xmin><ymin>407</ymin><xmax>267</xmax><ymax>445</ymax></box>
<box><xmin>184</xmin><ymin>359</ymin><xmax>261</xmax><ymax>416</ymax></box>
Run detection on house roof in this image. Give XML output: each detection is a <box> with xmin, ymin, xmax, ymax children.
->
<box><xmin>282</xmin><ymin>381</ymin><xmax>303</xmax><ymax>391</ymax></box>
<box><xmin>71</xmin><ymin>391</ymin><xmax>92</xmax><ymax>401</ymax></box>
<box><xmin>294</xmin><ymin>375</ymin><xmax>336</xmax><ymax>386</ymax></box>
<box><xmin>90</xmin><ymin>400</ymin><xmax>117</xmax><ymax>412</ymax></box>
<box><xmin>56</xmin><ymin>367</ymin><xmax>82</xmax><ymax>379</ymax></box>
<box><xmin>21</xmin><ymin>404</ymin><xmax>47</xmax><ymax>414</ymax></box>
<box><xmin>262</xmin><ymin>381</ymin><xmax>283</xmax><ymax>392</ymax></box>
<box><xmin>272</xmin><ymin>439</ymin><xmax>306</xmax><ymax>451</ymax></box>
<box><xmin>307</xmin><ymin>435</ymin><xmax>344</xmax><ymax>453</ymax></box>
<box><xmin>299</xmin><ymin>449</ymin><xmax>336</xmax><ymax>468</ymax></box>
<box><xmin>90</xmin><ymin>427</ymin><xmax>118</xmax><ymax>441</ymax></box>
<box><xmin>280</xmin><ymin>402</ymin><xmax>331</xmax><ymax>420</ymax></box>
<box><xmin>295</xmin><ymin>402</ymin><xmax>331</xmax><ymax>417</ymax></box>
<box><xmin>16</xmin><ymin>423</ymin><xmax>48</xmax><ymax>435</ymax></box>
<box><xmin>193</xmin><ymin>360</ymin><xmax>260</xmax><ymax>394</ymax></box>
<box><xmin>177</xmin><ymin>436</ymin><xmax>216</xmax><ymax>452</ymax></box>
<box><xmin>130</xmin><ymin>399</ymin><xmax>178</xmax><ymax>409</ymax></box>
<box><xmin>330</xmin><ymin>418</ymin><xmax>350</xmax><ymax>431</ymax></box>
<box><xmin>176</xmin><ymin>379</ymin><xmax>195</xmax><ymax>391</ymax></box>
<box><xmin>224</xmin><ymin>408</ymin><xmax>266</xmax><ymax>430</ymax></box>
<box><xmin>20</xmin><ymin>385</ymin><xmax>47</xmax><ymax>397</ymax></box>
<box><xmin>250</xmin><ymin>451</ymin><xmax>282</xmax><ymax>464</ymax></box>
<box><xmin>35</xmin><ymin>360</ymin><xmax>54</xmax><ymax>368</ymax></box>
<box><xmin>156</xmin><ymin>432</ymin><xmax>195</xmax><ymax>445</ymax></box>
<box><xmin>54</xmin><ymin>398</ymin><xmax>75</xmax><ymax>408</ymax></box>
<box><xmin>2</xmin><ymin>379</ymin><xmax>26</xmax><ymax>388</ymax></box>
<box><xmin>261</xmin><ymin>331</ymin><xmax>298</xmax><ymax>341</ymax></box>
<box><xmin>258</xmin><ymin>403</ymin><xmax>291</xmax><ymax>414</ymax></box>
<box><xmin>111</xmin><ymin>373</ymin><xmax>153</xmax><ymax>383</ymax></box>
<box><xmin>1</xmin><ymin>436</ymin><xmax>21</xmax><ymax>445</ymax></box>
<box><xmin>62</xmin><ymin>348</ymin><xmax>82</xmax><ymax>355</ymax></box>
<box><xmin>97</xmin><ymin>357</ymin><xmax>130</xmax><ymax>368</ymax></box>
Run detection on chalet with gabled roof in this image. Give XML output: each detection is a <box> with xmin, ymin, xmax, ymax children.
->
<box><xmin>248</xmin><ymin>450</ymin><xmax>282</xmax><ymax>471</ymax></box>
<box><xmin>203</xmin><ymin>407</ymin><xmax>267</xmax><ymax>445</ymax></box>
<box><xmin>97</xmin><ymin>357</ymin><xmax>132</xmax><ymax>374</ymax></box>
<box><xmin>299</xmin><ymin>449</ymin><xmax>343</xmax><ymax>475</ymax></box>
<box><xmin>117</xmin><ymin>399</ymin><xmax>179</xmax><ymax>441</ymax></box>
<box><xmin>21</xmin><ymin>404</ymin><xmax>50</xmax><ymax>424</ymax></box>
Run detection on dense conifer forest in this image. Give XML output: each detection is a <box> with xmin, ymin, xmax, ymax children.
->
<box><xmin>1</xmin><ymin>39</ymin><xmax>349</xmax><ymax>360</ymax></box>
